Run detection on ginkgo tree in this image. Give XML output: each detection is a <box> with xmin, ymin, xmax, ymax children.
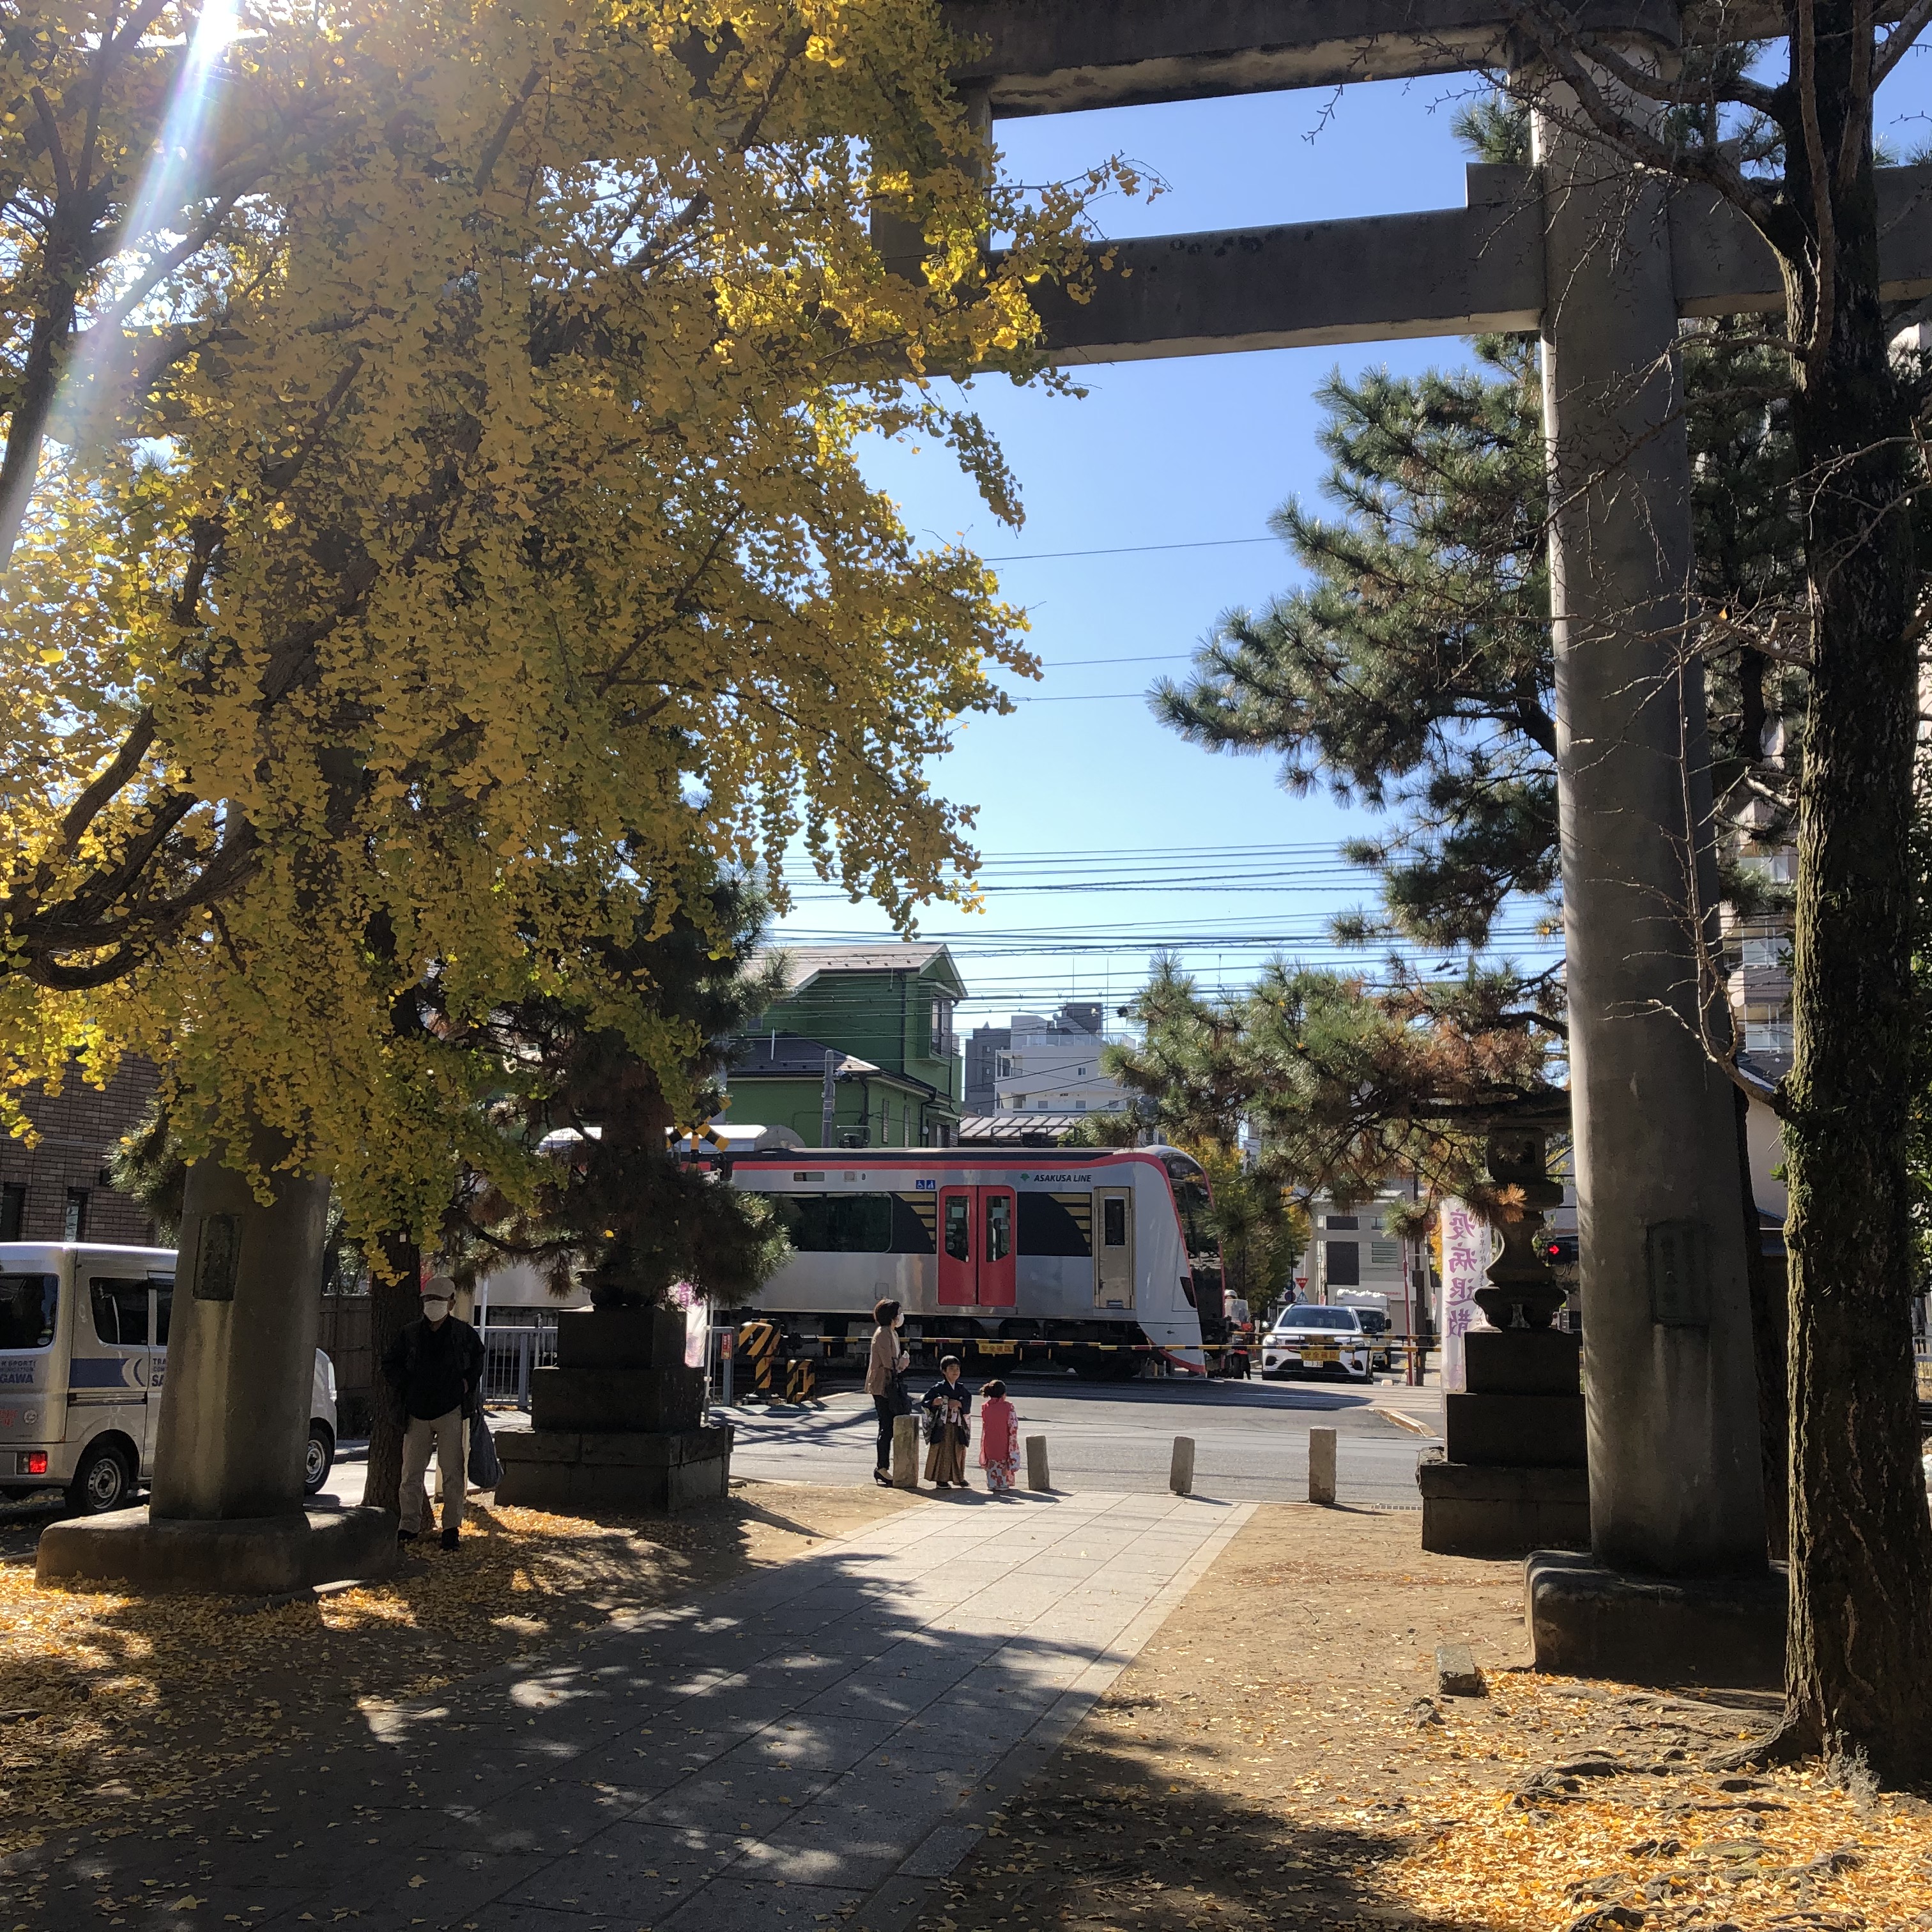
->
<box><xmin>0</xmin><ymin>1</ymin><xmax>1124</xmax><ymax>1250</ymax></box>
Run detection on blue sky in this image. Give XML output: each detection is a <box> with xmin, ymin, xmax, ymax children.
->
<box><xmin>774</xmin><ymin>57</ymin><xmax>1932</xmax><ymax>1029</ymax></box>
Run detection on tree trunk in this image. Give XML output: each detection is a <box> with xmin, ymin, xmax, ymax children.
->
<box><xmin>1774</xmin><ymin>11</ymin><xmax>1932</xmax><ymax>1775</ymax></box>
<box><xmin>363</xmin><ymin>1234</ymin><xmax>420</xmax><ymax>1520</ymax></box>
<box><xmin>1734</xmin><ymin>1085</ymin><xmax>1790</xmax><ymax>1567</ymax></box>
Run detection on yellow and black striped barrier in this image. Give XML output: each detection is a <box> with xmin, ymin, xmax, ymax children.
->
<box><xmin>737</xmin><ymin>1319</ymin><xmax>779</xmax><ymax>1395</ymax></box>
<box><xmin>785</xmin><ymin>1357</ymin><xmax>817</xmax><ymax>1403</ymax></box>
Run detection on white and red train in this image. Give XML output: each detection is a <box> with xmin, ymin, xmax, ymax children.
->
<box><xmin>720</xmin><ymin>1144</ymin><xmax>1220</xmax><ymax>1376</ymax></box>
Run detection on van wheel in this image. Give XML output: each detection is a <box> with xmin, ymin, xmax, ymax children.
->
<box><xmin>304</xmin><ymin>1423</ymin><xmax>335</xmax><ymax>1496</ymax></box>
<box><xmin>68</xmin><ymin>1441</ymin><xmax>134</xmax><ymax>1516</ymax></box>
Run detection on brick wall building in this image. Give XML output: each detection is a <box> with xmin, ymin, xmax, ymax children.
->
<box><xmin>0</xmin><ymin>1059</ymin><xmax>160</xmax><ymax>1247</ymax></box>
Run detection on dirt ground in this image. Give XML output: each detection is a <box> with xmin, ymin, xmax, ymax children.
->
<box><xmin>0</xmin><ymin>1477</ymin><xmax>915</xmax><ymax>1859</ymax></box>
<box><xmin>919</xmin><ymin>1505</ymin><xmax>1932</xmax><ymax>1932</ymax></box>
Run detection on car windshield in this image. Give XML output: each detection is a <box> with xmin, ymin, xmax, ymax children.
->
<box><xmin>1275</xmin><ymin>1307</ymin><xmax>1357</xmax><ymax>1331</ymax></box>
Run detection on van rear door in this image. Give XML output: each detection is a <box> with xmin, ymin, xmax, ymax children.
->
<box><xmin>0</xmin><ymin>1271</ymin><xmax>60</xmax><ymax>1462</ymax></box>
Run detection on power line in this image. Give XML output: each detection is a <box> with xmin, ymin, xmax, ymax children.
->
<box><xmin>1011</xmin><ymin>691</ymin><xmax>1156</xmax><ymax>703</ymax></box>
<box><xmin>980</xmin><ymin>536</ymin><xmax>1281</xmax><ymax>564</ymax></box>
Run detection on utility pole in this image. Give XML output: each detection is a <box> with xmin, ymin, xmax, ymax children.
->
<box><xmin>820</xmin><ymin>1050</ymin><xmax>837</xmax><ymax>1148</ymax></box>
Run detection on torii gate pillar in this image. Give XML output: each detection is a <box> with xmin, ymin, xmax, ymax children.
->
<box><xmin>1524</xmin><ymin>61</ymin><xmax>1781</xmax><ymax>1680</ymax></box>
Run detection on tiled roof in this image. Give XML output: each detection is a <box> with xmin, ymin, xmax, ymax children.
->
<box><xmin>728</xmin><ymin>1032</ymin><xmax>880</xmax><ymax>1080</ymax></box>
<box><xmin>760</xmin><ymin>942</ymin><xmax>960</xmax><ymax>994</ymax></box>
<box><xmin>957</xmin><ymin>1112</ymin><xmax>1132</xmax><ymax>1144</ymax></box>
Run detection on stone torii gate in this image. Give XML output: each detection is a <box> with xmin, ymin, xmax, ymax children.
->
<box><xmin>939</xmin><ymin>1</ymin><xmax>1932</xmax><ymax>1671</ymax></box>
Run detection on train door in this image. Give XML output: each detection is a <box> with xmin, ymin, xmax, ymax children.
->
<box><xmin>938</xmin><ymin>1188</ymin><xmax>975</xmax><ymax>1305</ymax></box>
<box><xmin>1095</xmin><ymin>1188</ymin><xmax>1135</xmax><ymax>1310</ymax></box>
<box><xmin>980</xmin><ymin>1187</ymin><xmax>1016</xmax><ymax>1308</ymax></box>
<box><xmin>937</xmin><ymin>1186</ymin><xmax>1017</xmax><ymax>1308</ymax></box>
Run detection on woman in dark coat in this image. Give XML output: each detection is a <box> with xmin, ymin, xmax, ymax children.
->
<box><xmin>923</xmin><ymin>1355</ymin><xmax>972</xmax><ymax>1487</ymax></box>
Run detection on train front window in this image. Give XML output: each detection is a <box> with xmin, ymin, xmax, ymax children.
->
<box><xmin>1175</xmin><ymin>1178</ymin><xmax>1217</xmax><ymax>1261</ymax></box>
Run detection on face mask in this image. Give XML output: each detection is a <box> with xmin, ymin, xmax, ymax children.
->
<box><xmin>422</xmin><ymin>1300</ymin><xmax>451</xmax><ymax>1319</ymax></box>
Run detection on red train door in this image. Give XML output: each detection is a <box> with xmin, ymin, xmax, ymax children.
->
<box><xmin>938</xmin><ymin>1187</ymin><xmax>975</xmax><ymax>1305</ymax></box>
<box><xmin>937</xmin><ymin>1186</ymin><xmax>1016</xmax><ymax>1307</ymax></box>
<box><xmin>980</xmin><ymin>1187</ymin><xmax>1016</xmax><ymax>1308</ymax></box>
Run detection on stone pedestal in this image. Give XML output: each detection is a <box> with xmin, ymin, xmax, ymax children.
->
<box><xmin>37</xmin><ymin>1504</ymin><xmax>396</xmax><ymax>1594</ymax></box>
<box><xmin>1420</xmin><ymin>1330</ymin><xmax>1590</xmax><ymax>1556</ymax></box>
<box><xmin>1526</xmin><ymin>1550</ymin><xmax>1786</xmax><ymax>1687</ymax></box>
<box><xmin>494</xmin><ymin>1308</ymin><xmax>733</xmax><ymax>1514</ymax></box>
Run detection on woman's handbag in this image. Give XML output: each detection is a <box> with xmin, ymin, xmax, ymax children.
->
<box><xmin>890</xmin><ymin>1369</ymin><xmax>914</xmax><ymax>1416</ymax></box>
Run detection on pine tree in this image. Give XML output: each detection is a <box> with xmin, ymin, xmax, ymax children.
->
<box><xmin>1098</xmin><ymin>952</ymin><xmax>1563</xmax><ymax>1264</ymax></box>
<box><xmin>1154</xmin><ymin>102</ymin><xmax>1804</xmax><ymax>958</ymax></box>
<box><xmin>466</xmin><ymin>873</ymin><xmax>791</xmax><ymax>1312</ymax></box>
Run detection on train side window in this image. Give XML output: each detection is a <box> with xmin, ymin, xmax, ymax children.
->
<box><xmin>888</xmin><ymin>1195</ymin><xmax>936</xmax><ymax>1254</ymax></box>
<box><xmin>1102</xmin><ymin>1197</ymin><xmax>1128</xmax><ymax>1249</ymax></box>
<box><xmin>944</xmin><ymin>1196</ymin><xmax>970</xmax><ymax>1262</ymax></box>
<box><xmin>772</xmin><ymin>1194</ymin><xmax>893</xmax><ymax>1253</ymax></box>
<box><xmin>1018</xmin><ymin>1193</ymin><xmax>1092</xmax><ymax>1257</ymax></box>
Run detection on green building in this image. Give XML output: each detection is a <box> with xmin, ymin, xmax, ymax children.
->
<box><xmin>727</xmin><ymin>943</ymin><xmax>965</xmax><ymax>1148</ymax></box>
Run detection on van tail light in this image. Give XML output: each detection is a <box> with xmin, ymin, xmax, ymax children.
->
<box><xmin>19</xmin><ymin>1452</ymin><xmax>46</xmax><ymax>1476</ymax></box>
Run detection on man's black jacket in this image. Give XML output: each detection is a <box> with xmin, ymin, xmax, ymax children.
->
<box><xmin>382</xmin><ymin>1315</ymin><xmax>487</xmax><ymax>1422</ymax></box>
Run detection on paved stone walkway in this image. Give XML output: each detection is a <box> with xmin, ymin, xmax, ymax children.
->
<box><xmin>7</xmin><ymin>1491</ymin><xmax>1252</xmax><ymax>1932</ymax></box>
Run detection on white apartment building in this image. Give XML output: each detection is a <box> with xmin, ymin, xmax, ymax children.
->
<box><xmin>992</xmin><ymin>1004</ymin><xmax>1133</xmax><ymax>1116</ymax></box>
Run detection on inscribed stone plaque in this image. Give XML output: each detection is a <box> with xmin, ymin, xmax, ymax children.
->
<box><xmin>1645</xmin><ymin>1218</ymin><xmax>1711</xmax><ymax>1326</ymax></box>
<box><xmin>193</xmin><ymin>1213</ymin><xmax>240</xmax><ymax>1302</ymax></box>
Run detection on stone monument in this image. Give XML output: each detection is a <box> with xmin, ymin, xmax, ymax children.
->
<box><xmin>38</xmin><ymin>1136</ymin><xmax>397</xmax><ymax>1594</ymax></box>
<box><xmin>494</xmin><ymin>1305</ymin><xmax>733</xmax><ymax>1512</ymax></box>
<box><xmin>1418</xmin><ymin>1126</ymin><xmax>1589</xmax><ymax>1557</ymax></box>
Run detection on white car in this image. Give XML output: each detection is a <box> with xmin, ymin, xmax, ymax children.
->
<box><xmin>0</xmin><ymin>1243</ymin><xmax>339</xmax><ymax>1513</ymax></box>
<box><xmin>1262</xmin><ymin>1304</ymin><xmax>1373</xmax><ymax>1383</ymax></box>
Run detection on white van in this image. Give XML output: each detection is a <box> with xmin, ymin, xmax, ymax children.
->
<box><xmin>0</xmin><ymin>1243</ymin><xmax>339</xmax><ymax>1514</ymax></box>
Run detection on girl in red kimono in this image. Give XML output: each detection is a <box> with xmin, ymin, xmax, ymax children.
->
<box><xmin>977</xmin><ymin>1379</ymin><xmax>1020</xmax><ymax>1494</ymax></box>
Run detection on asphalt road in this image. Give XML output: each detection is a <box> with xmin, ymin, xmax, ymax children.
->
<box><xmin>720</xmin><ymin>1372</ymin><xmax>1445</xmax><ymax>1508</ymax></box>
<box><xmin>0</xmin><ymin>1375</ymin><xmax>1445</xmax><ymax>1548</ymax></box>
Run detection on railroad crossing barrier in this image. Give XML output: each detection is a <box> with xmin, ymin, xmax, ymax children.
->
<box><xmin>784</xmin><ymin>1356</ymin><xmax>816</xmax><ymax>1404</ymax></box>
<box><xmin>736</xmin><ymin>1320</ymin><xmax>778</xmax><ymax>1397</ymax></box>
<box><xmin>1025</xmin><ymin>1434</ymin><xmax>1050</xmax><ymax>1491</ymax></box>
<box><xmin>1308</xmin><ymin>1426</ymin><xmax>1338</xmax><ymax>1506</ymax></box>
<box><xmin>1169</xmin><ymin>1436</ymin><xmax>1195</xmax><ymax>1496</ymax></box>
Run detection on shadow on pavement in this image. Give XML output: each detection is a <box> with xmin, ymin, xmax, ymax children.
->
<box><xmin>0</xmin><ymin>1491</ymin><xmax>1208</xmax><ymax>1932</ymax></box>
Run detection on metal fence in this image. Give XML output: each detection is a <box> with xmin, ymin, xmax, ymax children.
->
<box><xmin>480</xmin><ymin>1321</ymin><xmax>558</xmax><ymax>1410</ymax></box>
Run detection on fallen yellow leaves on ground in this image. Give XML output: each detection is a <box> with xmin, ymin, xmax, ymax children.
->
<box><xmin>0</xmin><ymin>1480</ymin><xmax>913</xmax><ymax>1859</ymax></box>
<box><xmin>919</xmin><ymin>1508</ymin><xmax>1932</xmax><ymax>1932</ymax></box>
<box><xmin>1384</xmin><ymin>1672</ymin><xmax>1932</xmax><ymax>1931</ymax></box>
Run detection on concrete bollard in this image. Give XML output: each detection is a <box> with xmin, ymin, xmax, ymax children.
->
<box><xmin>892</xmin><ymin>1413</ymin><xmax>921</xmax><ymax>1491</ymax></box>
<box><xmin>1025</xmin><ymin>1434</ymin><xmax>1050</xmax><ymax>1492</ymax></box>
<box><xmin>1169</xmin><ymin>1436</ymin><xmax>1196</xmax><ymax>1496</ymax></box>
<box><xmin>1308</xmin><ymin>1426</ymin><xmax>1337</xmax><ymax>1506</ymax></box>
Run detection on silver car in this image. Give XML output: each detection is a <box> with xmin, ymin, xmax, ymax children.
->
<box><xmin>1261</xmin><ymin>1303</ymin><xmax>1373</xmax><ymax>1383</ymax></box>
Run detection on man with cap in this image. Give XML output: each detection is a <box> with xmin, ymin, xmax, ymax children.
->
<box><xmin>381</xmin><ymin>1275</ymin><xmax>487</xmax><ymax>1549</ymax></box>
